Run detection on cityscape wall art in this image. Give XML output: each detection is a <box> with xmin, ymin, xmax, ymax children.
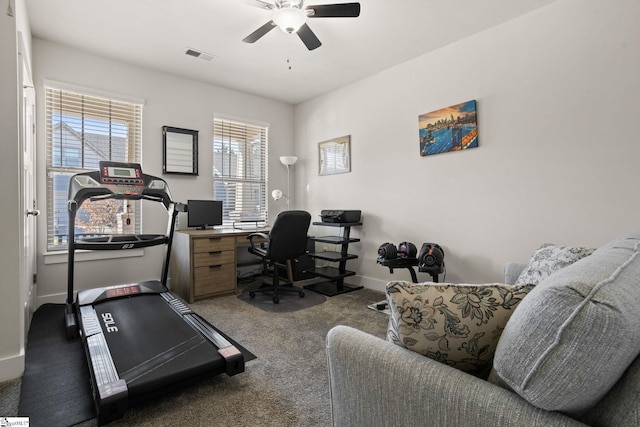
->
<box><xmin>419</xmin><ymin>100</ymin><xmax>479</xmax><ymax>156</ymax></box>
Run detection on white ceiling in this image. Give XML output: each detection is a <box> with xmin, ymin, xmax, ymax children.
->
<box><xmin>26</xmin><ymin>0</ymin><xmax>558</xmax><ymax>105</ymax></box>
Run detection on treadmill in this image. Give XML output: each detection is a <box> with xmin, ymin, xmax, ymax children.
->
<box><xmin>64</xmin><ymin>161</ymin><xmax>245</xmax><ymax>425</ymax></box>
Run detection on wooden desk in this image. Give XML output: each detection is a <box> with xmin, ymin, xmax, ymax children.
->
<box><xmin>169</xmin><ymin>228</ymin><xmax>268</xmax><ymax>303</ymax></box>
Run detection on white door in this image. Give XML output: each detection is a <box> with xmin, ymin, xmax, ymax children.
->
<box><xmin>19</xmin><ymin>43</ymin><xmax>38</xmax><ymax>341</ymax></box>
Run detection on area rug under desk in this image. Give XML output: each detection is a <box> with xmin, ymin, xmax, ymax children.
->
<box><xmin>19</xmin><ymin>303</ymin><xmax>255</xmax><ymax>427</ymax></box>
<box><xmin>237</xmin><ymin>283</ymin><xmax>327</xmax><ymax>313</ymax></box>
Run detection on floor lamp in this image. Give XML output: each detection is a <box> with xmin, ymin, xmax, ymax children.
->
<box><xmin>278</xmin><ymin>155</ymin><xmax>297</xmax><ymax>209</ymax></box>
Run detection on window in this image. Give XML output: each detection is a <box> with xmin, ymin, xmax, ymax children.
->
<box><xmin>45</xmin><ymin>86</ymin><xmax>142</xmax><ymax>250</ymax></box>
<box><xmin>213</xmin><ymin>117</ymin><xmax>268</xmax><ymax>226</ymax></box>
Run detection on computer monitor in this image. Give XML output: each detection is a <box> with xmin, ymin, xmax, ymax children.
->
<box><xmin>187</xmin><ymin>200</ymin><xmax>223</xmax><ymax>229</ymax></box>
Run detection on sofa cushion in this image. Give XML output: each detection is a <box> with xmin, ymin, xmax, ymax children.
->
<box><xmin>491</xmin><ymin>232</ymin><xmax>640</xmax><ymax>416</ymax></box>
<box><xmin>515</xmin><ymin>243</ymin><xmax>595</xmax><ymax>285</ymax></box>
<box><xmin>386</xmin><ymin>281</ymin><xmax>534</xmax><ymax>377</ymax></box>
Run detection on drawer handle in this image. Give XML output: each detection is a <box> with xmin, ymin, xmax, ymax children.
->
<box><xmin>209</xmin><ymin>265</ymin><xmax>222</xmax><ymax>269</ymax></box>
<box><xmin>209</xmin><ymin>250</ymin><xmax>222</xmax><ymax>255</ymax></box>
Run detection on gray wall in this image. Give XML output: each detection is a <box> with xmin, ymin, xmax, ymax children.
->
<box><xmin>294</xmin><ymin>0</ymin><xmax>640</xmax><ymax>291</ymax></box>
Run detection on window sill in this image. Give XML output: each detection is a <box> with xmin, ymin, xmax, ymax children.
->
<box><xmin>43</xmin><ymin>248</ymin><xmax>144</xmax><ymax>265</ymax></box>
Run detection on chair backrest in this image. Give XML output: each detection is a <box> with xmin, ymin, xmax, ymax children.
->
<box><xmin>266</xmin><ymin>210</ymin><xmax>311</xmax><ymax>263</ymax></box>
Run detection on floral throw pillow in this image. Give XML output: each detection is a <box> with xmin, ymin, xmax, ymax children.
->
<box><xmin>515</xmin><ymin>244</ymin><xmax>595</xmax><ymax>286</ymax></box>
<box><xmin>386</xmin><ymin>281</ymin><xmax>534</xmax><ymax>378</ymax></box>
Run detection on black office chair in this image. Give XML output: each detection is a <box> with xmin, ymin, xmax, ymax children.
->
<box><xmin>246</xmin><ymin>210</ymin><xmax>311</xmax><ymax>303</ymax></box>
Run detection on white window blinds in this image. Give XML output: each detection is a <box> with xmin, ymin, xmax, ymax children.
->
<box><xmin>213</xmin><ymin>117</ymin><xmax>268</xmax><ymax>226</ymax></box>
<box><xmin>45</xmin><ymin>86</ymin><xmax>143</xmax><ymax>250</ymax></box>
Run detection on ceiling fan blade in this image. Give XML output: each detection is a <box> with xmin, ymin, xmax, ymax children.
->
<box><xmin>237</xmin><ymin>0</ymin><xmax>275</xmax><ymax>10</ymax></box>
<box><xmin>297</xmin><ymin>23</ymin><xmax>322</xmax><ymax>50</ymax></box>
<box><xmin>307</xmin><ymin>2</ymin><xmax>360</xmax><ymax>18</ymax></box>
<box><xmin>242</xmin><ymin>20</ymin><xmax>277</xmax><ymax>43</ymax></box>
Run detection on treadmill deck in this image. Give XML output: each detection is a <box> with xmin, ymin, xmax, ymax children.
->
<box><xmin>77</xmin><ymin>281</ymin><xmax>244</xmax><ymax>424</ymax></box>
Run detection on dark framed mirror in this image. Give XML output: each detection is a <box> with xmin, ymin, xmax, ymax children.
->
<box><xmin>162</xmin><ymin>126</ymin><xmax>198</xmax><ymax>175</ymax></box>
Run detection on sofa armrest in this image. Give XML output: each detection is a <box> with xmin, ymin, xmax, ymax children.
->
<box><xmin>504</xmin><ymin>262</ymin><xmax>527</xmax><ymax>285</ymax></box>
<box><xmin>326</xmin><ymin>325</ymin><xmax>585</xmax><ymax>427</ymax></box>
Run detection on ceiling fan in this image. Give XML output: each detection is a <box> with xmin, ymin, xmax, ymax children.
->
<box><xmin>242</xmin><ymin>0</ymin><xmax>361</xmax><ymax>51</ymax></box>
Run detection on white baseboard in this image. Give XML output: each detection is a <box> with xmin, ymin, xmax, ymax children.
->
<box><xmin>0</xmin><ymin>351</ymin><xmax>24</xmax><ymax>382</ymax></box>
<box><xmin>351</xmin><ymin>275</ymin><xmax>388</xmax><ymax>293</ymax></box>
<box><xmin>36</xmin><ymin>292</ymin><xmax>66</xmax><ymax>308</ymax></box>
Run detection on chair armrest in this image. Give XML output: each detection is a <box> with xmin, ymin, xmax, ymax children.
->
<box><xmin>504</xmin><ymin>262</ymin><xmax>527</xmax><ymax>285</ymax></box>
<box><xmin>326</xmin><ymin>326</ymin><xmax>584</xmax><ymax>427</ymax></box>
<box><xmin>246</xmin><ymin>232</ymin><xmax>269</xmax><ymax>250</ymax></box>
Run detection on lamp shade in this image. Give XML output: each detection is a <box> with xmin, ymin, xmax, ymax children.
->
<box><xmin>272</xmin><ymin>189</ymin><xmax>284</xmax><ymax>201</ymax></box>
<box><xmin>280</xmin><ymin>156</ymin><xmax>298</xmax><ymax>166</ymax></box>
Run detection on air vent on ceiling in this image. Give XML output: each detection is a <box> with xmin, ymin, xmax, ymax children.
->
<box><xmin>185</xmin><ymin>48</ymin><xmax>217</xmax><ymax>62</ymax></box>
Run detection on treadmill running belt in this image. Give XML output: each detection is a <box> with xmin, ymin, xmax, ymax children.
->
<box><xmin>92</xmin><ymin>295</ymin><xmax>225</xmax><ymax>398</ymax></box>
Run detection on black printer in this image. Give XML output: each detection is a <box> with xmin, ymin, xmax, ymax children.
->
<box><xmin>320</xmin><ymin>210</ymin><xmax>362</xmax><ymax>223</ymax></box>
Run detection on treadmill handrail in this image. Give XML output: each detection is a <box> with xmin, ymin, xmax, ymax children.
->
<box><xmin>68</xmin><ymin>170</ymin><xmax>174</xmax><ymax>210</ymax></box>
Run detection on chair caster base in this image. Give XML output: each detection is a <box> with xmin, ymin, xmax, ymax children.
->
<box><xmin>247</xmin><ymin>285</ymin><xmax>305</xmax><ymax>304</ymax></box>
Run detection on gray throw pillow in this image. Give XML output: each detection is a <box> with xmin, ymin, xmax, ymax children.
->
<box><xmin>491</xmin><ymin>232</ymin><xmax>640</xmax><ymax>416</ymax></box>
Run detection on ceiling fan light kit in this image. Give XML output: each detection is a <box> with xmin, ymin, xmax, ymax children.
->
<box><xmin>242</xmin><ymin>0</ymin><xmax>361</xmax><ymax>51</ymax></box>
<box><xmin>273</xmin><ymin>7</ymin><xmax>306</xmax><ymax>33</ymax></box>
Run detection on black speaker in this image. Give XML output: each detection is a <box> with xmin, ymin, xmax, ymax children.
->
<box><xmin>418</xmin><ymin>243</ymin><xmax>444</xmax><ymax>270</ymax></box>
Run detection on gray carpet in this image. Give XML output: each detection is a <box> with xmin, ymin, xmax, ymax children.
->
<box><xmin>0</xmin><ymin>283</ymin><xmax>389</xmax><ymax>426</ymax></box>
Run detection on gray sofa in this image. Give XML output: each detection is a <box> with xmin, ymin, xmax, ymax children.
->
<box><xmin>327</xmin><ymin>232</ymin><xmax>640</xmax><ymax>426</ymax></box>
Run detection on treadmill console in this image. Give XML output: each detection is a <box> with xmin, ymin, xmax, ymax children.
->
<box><xmin>99</xmin><ymin>161</ymin><xmax>144</xmax><ymax>196</ymax></box>
<box><xmin>100</xmin><ymin>161</ymin><xmax>143</xmax><ymax>185</ymax></box>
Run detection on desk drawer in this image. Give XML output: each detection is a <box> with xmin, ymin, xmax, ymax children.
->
<box><xmin>193</xmin><ymin>236</ymin><xmax>235</xmax><ymax>253</ymax></box>
<box><xmin>193</xmin><ymin>250</ymin><xmax>234</xmax><ymax>268</ymax></box>
<box><xmin>193</xmin><ymin>264</ymin><xmax>236</xmax><ymax>296</ymax></box>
